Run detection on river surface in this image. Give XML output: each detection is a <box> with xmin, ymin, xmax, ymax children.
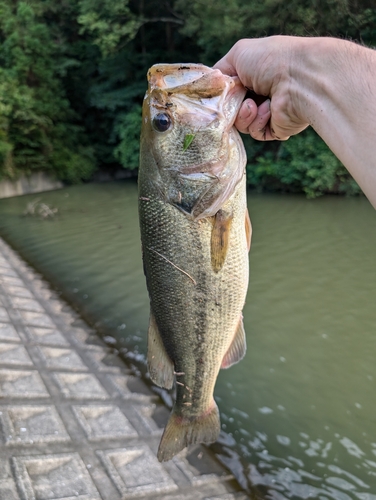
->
<box><xmin>0</xmin><ymin>181</ymin><xmax>375</xmax><ymax>499</ymax></box>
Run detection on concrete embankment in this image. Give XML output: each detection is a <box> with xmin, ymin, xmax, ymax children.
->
<box><xmin>0</xmin><ymin>172</ymin><xmax>63</xmax><ymax>199</ymax></box>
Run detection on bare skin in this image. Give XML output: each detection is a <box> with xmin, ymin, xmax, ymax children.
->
<box><xmin>214</xmin><ymin>36</ymin><xmax>376</xmax><ymax>208</ymax></box>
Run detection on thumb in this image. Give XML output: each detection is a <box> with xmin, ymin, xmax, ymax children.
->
<box><xmin>212</xmin><ymin>55</ymin><xmax>237</xmax><ymax>77</ymax></box>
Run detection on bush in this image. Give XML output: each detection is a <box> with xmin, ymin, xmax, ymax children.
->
<box><xmin>0</xmin><ymin>1</ymin><xmax>96</xmax><ymax>183</ymax></box>
<box><xmin>245</xmin><ymin>128</ymin><xmax>361</xmax><ymax>198</ymax></box>
<box><xmin>114</xmin><ymin>105</ymin><xmax>142</xmax><ymax>170</ymax></box>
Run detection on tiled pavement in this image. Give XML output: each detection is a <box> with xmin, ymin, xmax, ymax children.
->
<box><xmin>0</xmin><ymin>237</ymin><xmax>249</xmax><ymax>500</ymax></box>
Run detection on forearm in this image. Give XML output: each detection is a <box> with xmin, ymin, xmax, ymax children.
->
<box><xmin>293</xmin><ymin>38</ymin><xmax>376</xmax><ymax>207</ymax></box>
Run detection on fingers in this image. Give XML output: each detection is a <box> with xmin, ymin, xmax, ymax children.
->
<box><xmin>245</xmin><ymin>99</ymin><xmax>272</xmax><ymax>141</ymax></box>
<box><xmin>234</xmin><ymin>99</ymin><xmax>258</xmax><ymax>133</ymax></box>
<box><xmin>235</xmin><ymin>98</ymin><xmax>291</xmax><ymax>141</ymax></box>
<box><xmin>235</xmin><ymin>98</ymin><xmax>274</xmax><ymax>140</ymax></box>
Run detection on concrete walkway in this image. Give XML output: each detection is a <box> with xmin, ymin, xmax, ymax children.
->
<box><xmin>0</xmin><ymin>237</ymin><xmax>249</xmax><ymax>500</ymax></box>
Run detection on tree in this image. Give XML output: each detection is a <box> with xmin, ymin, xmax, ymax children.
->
<box><xmin>0</xmin><ymin>0</ymin><xmax>96</xmax><ymax>182</ymax></box>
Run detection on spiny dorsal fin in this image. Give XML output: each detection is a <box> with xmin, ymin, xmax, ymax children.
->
<box><xmin>245</xmin><ymin>208</ymin><xmax>252</xmax><ymax>252</ymax></box>
<box><xmin>211</xmin><ymin>209</ymin><xmax>233</xmax><ymax>273</ymax></box>
<box><xmin>221</xmin><ymin>316</ymin><xmax>247</xmax><ymax>369</ymax></box>
<box><xmin>147</xmin><ymin>312</ymin><xmax>174</xmax><ymax>389</ymax></box>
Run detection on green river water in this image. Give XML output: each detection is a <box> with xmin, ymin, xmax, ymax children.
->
<box><xmin>0</xmin><ymin>180</ymin><xmax>375</xmax><ymax>499</ymax></box>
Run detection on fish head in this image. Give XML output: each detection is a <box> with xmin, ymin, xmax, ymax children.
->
<box><xmin>141</xmin><ymin>64</ymin><xmax>246</xmax><ymax>218</ymax></box>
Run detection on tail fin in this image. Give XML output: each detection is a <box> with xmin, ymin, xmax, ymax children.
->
<box><xmin>157</xmin><ymin>401</ymin><xmax>220</xmax><ymax>462</ymax></box>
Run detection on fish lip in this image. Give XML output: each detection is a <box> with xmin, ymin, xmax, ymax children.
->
<box><xmin>148</xmin><ymin>63</ymin><xmax>245</xmax><ymax>103</ymax></box>
<box><xmin>148</xmin><ymin>63</ymin><xmax>214</xmax><ymax>89</ymax></box>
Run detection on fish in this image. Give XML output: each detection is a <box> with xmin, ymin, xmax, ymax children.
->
<box><xmin>138</xmin><ymin>63</ymin><xmax>251</xmax><ymax>462</ymax></box>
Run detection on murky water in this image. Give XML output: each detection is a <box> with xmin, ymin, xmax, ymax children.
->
<box><xmin>0</xmin><ymin>181</ymin><xmax>375</xmax><ymax>499</ymax></box>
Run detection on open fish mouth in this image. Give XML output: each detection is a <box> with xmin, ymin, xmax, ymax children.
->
<box><xmin>147</xmin><ymin>63</ymin><xmax>245</xmax><ymax>127</ymax></box>
<box><xmin>143</xmin><ymin>63</ymin><xmax>247</xmax><ymax>219</ymax></box>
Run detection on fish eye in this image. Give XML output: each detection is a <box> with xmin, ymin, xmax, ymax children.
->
<box><xmin>152</xmin><ymin>113</ymin><xmax>171</xmax><ymax>132</ymax></box>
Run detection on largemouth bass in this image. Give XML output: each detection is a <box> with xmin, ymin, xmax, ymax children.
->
<box><xmin>138</xmin><ymin>63</ymin><xmax>251</xmax><ymax>462</ymax></box>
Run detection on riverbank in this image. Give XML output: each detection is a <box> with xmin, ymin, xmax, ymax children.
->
<box><xmin>0</xmin><ymin>168</ymin><xmax>136</xmax><ymax>200</ymax></box>
<box><xmin>0</xmin><ymin>172</ymin><xmax>63</xmax><ymax>199</ymax></box>
<box><xmin>0</xmin><ymin>236</ymin><xmax>250</xmax><ymax>500</ymax></box>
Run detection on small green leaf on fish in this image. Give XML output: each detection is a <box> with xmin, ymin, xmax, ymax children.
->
<box><xmin>183</xmin><ymin>134</ymin><xmax>195</xmax><ymax>151</ymax></box>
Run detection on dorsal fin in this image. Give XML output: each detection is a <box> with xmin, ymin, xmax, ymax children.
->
<box><xmin>211</xmin><ymin>209</ymin><xmax>233</xmax><ymax>272</ymax></box>
<box><xmin>147</xmin><ymin>312</ymin><xmax>174</xmax><ymax>389</ymax></box>
<box><xmin>245</xmin><ymin>208</ymin><xmax>252</xmax><ymax>252</ymax></box>
<box><xmin>221</xmin><ymin>316</ymin><xmax>247</xmax><ymax>369</ymax></box>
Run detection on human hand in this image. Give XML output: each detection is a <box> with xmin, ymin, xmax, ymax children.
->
<box><xmin>216</xmin><ymin>36</ymin><xmax>376</xmax><ymax>208</ymax></box>
<box><xmin>214</xmin><ymin>36</ymin><xmax>310</xmax><ymax>141</ymax></box>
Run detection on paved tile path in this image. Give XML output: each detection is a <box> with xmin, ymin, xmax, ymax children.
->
<box><xmin>0</xmin><ymin>237</ymin><xmax>248</xmax><ymax>500</ymax></box>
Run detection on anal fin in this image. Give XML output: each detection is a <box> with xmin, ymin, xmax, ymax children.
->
<box><xmin>147</xmin><ymin>312</ymin><xmax>174</xmax><ymax>389</ymax></box>
<box><xmin>211</xmin><ymin>209</ymin><xmax>233</xmax><ymax>272</ymax></box>
<box><xmin>221</xmin><ymin>316</ymin><xmax>247</xmax><ymax>369</ymax></box>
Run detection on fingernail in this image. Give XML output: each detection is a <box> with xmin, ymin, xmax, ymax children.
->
<box><xmin>241</xmin><ymin>101</ymin><xmax>254</xmax><ymax>119</ymax></box>
<box><xmin>258</xmin><ymin>99</ymin><xmax>270</xmax><ymax>115</ymax></box>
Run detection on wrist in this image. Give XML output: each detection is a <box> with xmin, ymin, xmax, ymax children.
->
<box><xmin>290</xmin><ymin>37</ymin><xmax>372</xmax><ymax>129</ymax></box>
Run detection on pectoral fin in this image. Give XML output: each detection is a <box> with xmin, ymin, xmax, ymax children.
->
<box><xmin>221</xmin><ymin>317</ymin><xmax>247</xmax><ymax>369</ymax></box>
<box><xmin>147</xmin><ymin>312</ymin><xmax>174</xmax><ymax>389</ymax></box>
<box><xmin>211</xmin><ymin>209</ymin><xmax>233</xmax><ymax>273</ymax></box>
<box><xmin>245</xmin><ymin>209</ymin><xmax>252</xmax><ymax>252</ymax></box>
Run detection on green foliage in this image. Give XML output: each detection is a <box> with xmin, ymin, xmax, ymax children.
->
<box><xmin>114</xmin><ymin>105</ymin><xmax>142</xmax><ymax>170</ymax></box>
<box><xmin>0</xmin><ymin>0</ymin><xmax>96</xmax><ymax>182</ymax></box>
<box><xmin>68</xmin><ymin>0</ymin><xmax>195</xmax><ymax>172</ymax></box>
<box><xmin>78</xmin><ymin>0</ymin><xmax>142</xmax><ymax>56</ymax></box>
<box><xmin>0</xmin><ymin>0</ymin><xmax>374</xmax><ymax>194</ymax></box>
<box><xmin>246</xmin><ymin>128</ymin><xmax>361</xmax><ymax>198</ymax></box>
<box><xmin>175</xmin><ymin>0</ymin><xmax>376</xmax><ymax>63</ymax></box>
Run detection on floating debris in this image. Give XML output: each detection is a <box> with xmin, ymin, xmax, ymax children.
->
<box><xmin>23</xmin><ymin>199</ymin><xmax>58</xmax><ymax>219</ymax></box>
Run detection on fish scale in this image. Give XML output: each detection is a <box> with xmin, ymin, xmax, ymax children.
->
<box><xmin>138</xmin><ymin>63</ymin><xmax>250</xmax><ymax>461</ymax></box>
